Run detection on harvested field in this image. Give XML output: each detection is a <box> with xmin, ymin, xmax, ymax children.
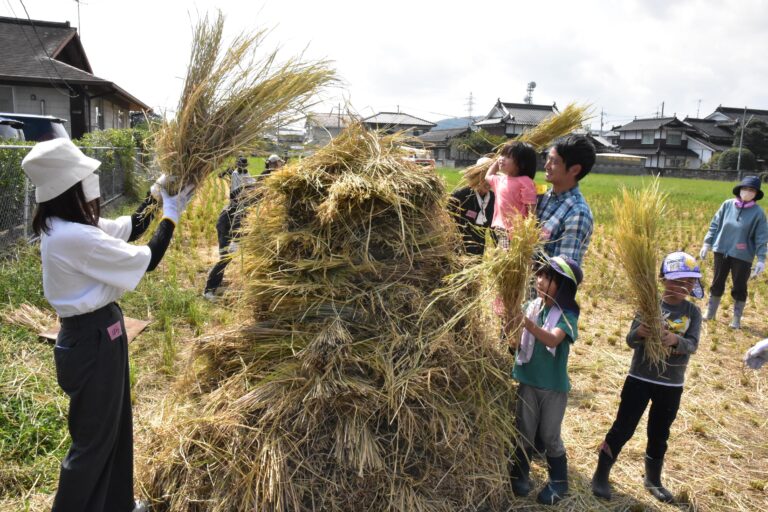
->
<box><xmin>1</xmin><ymin>172</ymin><xmax>767</xmax><ymax>511</ymax></box>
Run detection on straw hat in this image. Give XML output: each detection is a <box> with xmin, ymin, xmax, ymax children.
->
<box><xmin>22</xmin><ymin>139</ymin><xmax>101</xmax><ymax>202</ymax></box>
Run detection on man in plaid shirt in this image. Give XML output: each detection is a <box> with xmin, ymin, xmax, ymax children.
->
<box><xmin>536</xmin><ymin>135</ymin><xmax>596</xmax><ymax>265</ymax></box>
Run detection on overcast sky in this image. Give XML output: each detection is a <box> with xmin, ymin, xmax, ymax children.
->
<box><xmin>4</xmin><ymin>0</ymin><xmax>768</xmax><ymax>129</ymax></box>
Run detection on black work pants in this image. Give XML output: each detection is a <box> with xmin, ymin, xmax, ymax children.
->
<box><xmin>603</xmin><ymin>376</ymin><xmax>683</xmax><ymax>460</ymax></box>
<box><xmin>52</xmin><ymin>303</ymin><xmax>134</xmax><ymax>512</ymax></box>
<box><xmin>709</xmin><ymin>252</ymin><xmax>752</xmax><ymax>302</ymax></box>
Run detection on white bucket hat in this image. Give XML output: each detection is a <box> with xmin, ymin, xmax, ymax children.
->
<box><xmin>22</xmin><ymin>138</ymin><xmax>101</xmax><ymax>202</ymax></box>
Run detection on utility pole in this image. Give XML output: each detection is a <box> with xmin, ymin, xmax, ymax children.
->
<box><xmin>600</xmin><ymin>108</ymin><xmax>605</xmax><ymax>133</ymax></box>
<box><xmin>661</xmin><ymin>101</ymin><xmax>665</xmax><ymax>117</ymax></box>
<box><xmin>736</xmin><ymin>106</ymin><xmax>754</xmax><ymax>180</ymax></box>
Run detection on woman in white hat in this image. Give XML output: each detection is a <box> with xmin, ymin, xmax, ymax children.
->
<box><xmin>22</xmin><ymin>138</ymin><xmax>194</xmax><ymax>512</ymax></box>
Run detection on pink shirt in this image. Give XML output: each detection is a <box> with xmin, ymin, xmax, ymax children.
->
<box><xmin>485</xmin><ymin>174</ymin><xmax>537</xmax><ymax>230</ymax></box>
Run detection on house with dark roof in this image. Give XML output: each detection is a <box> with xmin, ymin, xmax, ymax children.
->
<box><xmin>473</xmin><ymin>100</ymin><xmax>558</xmax><ymax>138</ymax></box>
<box><xmin>304</xmin><ymin>111</ymin><xmax>359</xmax><ymax>146</ymax></box>
<box><xmin>416</xmin><ymin>126</ymin><xmax>474</xmax><ymax>167</ymax></box>
<box><xmin>0</xmin><ymin>16</ymin><xmax>149</xmax><ymax>138</ymax></box>
<box><xmin>705</xmin><ymin>106</ymin><xmax>768</xmax><ymax>128</ymax></box>
<box><xmin>361</xmin><ymin>112</ymin><xmax>436</xmax><ymax>136</ymax></box>
<box><xmin>614</xmin><ymin>117</ymin><xmax>700</xmax><ymax>168</ymax></box>
<box><xmin>683</xmin><ymin>117</ymin><xmax>734</xmax><ymax>165</ymax></box>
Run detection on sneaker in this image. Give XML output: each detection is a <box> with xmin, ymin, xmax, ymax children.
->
<box><xmin>203</xmin><ymin>291</ymin><xmax>218</xmax><ymax>302</ymax></box>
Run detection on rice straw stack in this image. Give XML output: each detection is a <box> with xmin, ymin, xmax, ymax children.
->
<box><xmin>152</xmin><ymin>12</ymin><xmax>335</xmax><ymax>190</ymax></box>
<box><xmin>463</xmin><ymin>102</ymin><xmax>591</xmax><ymax>188</ymax></box>
<box><xmin>611</xmin><ymin>178</ymin><xmax>669</xmax><ymax>367</ymax></box>
<box><xmin>142</xmin><ymin>124</ymin><xmax>520</xmax><ymax>511</ymax></box>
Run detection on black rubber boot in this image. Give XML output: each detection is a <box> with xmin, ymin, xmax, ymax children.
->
<box><xmin>537</xmin><ymin>454</ymin><xmax>568</xmax><ymax>505</ymax></box>
<box><xmin>509</xmin><ymin>447</ymin><xmax>531</xmax><ymax>497</ymax></box>
<box><xmin>644</xmin><ymin>455</ymin><xmax>674</xmax><ymax>503</ymax></box>
<box><xmin>591</xmin><ymin>449</ymin><xmax>615</xmax><ymax>500</ymax></box>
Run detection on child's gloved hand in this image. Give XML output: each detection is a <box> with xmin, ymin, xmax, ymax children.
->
<box><xmin>745</xmin><ymin>338</ymin><xmax>768</xmax><ymax>369</ymax></box>
<box><xmin>750</xmin><ymin>261</ymin><xmax>765</xmax><ymax>279</ymax></box>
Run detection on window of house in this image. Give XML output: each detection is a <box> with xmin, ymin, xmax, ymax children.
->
<box><xmin>642</xmin><ymin>131</ymin><xmax>654</xmax><ymax>144</ymax></box>
<box><xmin>666</xmin><ymin>130</ymin><xmax>681</xmax><ymax>145</ymax></box>
<box><xmin>667</xmin><ymin>156</ymin><xmax>687</xmax><ymax>168</ymax></box>
<box><xmin>0</xmin><ymin>86</ymin><xmax>13</xmax><ymax>112</ymax></box>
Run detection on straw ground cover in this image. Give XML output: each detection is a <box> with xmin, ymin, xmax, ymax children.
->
<box><xmin>1</xmin><ymin>171</ymin><xmax>767</xmax><ymax>511</ymax></box>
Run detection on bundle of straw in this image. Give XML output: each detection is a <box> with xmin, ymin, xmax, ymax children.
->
<box><xmin>432</xmin><ymin>214</ymin><xmax>542</xmax><ymax>348</ymax></box>
<box><xmin>462</xmin><ymin>102</ymin><xmax>591</xmax><ymax>188</ymax></box>
<box><xmin>153</xmin><ymin>12</ymin><xmax>336</xmax><ymax>190</ymax></box>
<box><xmin>142</xmin><ymin>124</ymin><xmax>519</xmax><ymax>511</ymax></box>
<box><xmin>611</xmin><ymin>178</ymin><xmax>669</xmax><ymax>367</ymax></box>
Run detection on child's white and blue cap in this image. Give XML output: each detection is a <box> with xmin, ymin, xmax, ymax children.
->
<box><xmin>661</xmin><ymin>251</ymin><xmax>703</xmax><ymax>298</ymax></box>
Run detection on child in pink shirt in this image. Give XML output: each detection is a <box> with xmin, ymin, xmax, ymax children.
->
<box><xmin>485</xmin><ymin>141</ymin><xmax>538</xmax><ymax>248</ymax></box>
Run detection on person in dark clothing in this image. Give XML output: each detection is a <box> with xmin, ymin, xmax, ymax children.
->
<box><xmin>448</xmin><ymin>157</ymin><xmax>495</xmax><ymax>255</ymax></box>
<box><xmin>204</xmin><ymin>156</ymin><xmax>258</xmax><ymax>298</ymax></box>
<box><xmin>23</xmin><ymin>138</ymin><xmax>193</xmax><ymax>512</ymax></box>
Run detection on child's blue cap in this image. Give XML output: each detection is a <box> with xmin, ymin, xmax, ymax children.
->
<box><xmin>549</xmin><ymin>255</ymin><xmax>583</xmax><ymax>287</ymax></box>
<box><xmin>661</xmin><ymin>251</ymin><xmax>703</xmax><ymax>299</ymax></box>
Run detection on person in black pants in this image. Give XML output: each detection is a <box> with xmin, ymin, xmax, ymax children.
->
<box><xmin>448</xmin><ymin>157</ymin><xmax>495</xmax><ymax>256</ymax></box>
<box><xmin>591</xmin><ymin>252</ymin><xmax>702</xmax><ymax>503</ymax></box>
<box><xmin>22</xmin><ymin>138</ymin><xmax>194</xmax><ymax>512</ymax></box>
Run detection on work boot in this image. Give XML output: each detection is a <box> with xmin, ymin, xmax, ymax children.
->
<box><xmin>643</xmin><ymin>455</ymin><xmax>674</xmax><ymax>503</ymax></box>
<box><xmin>591</xmin><ymin>448</ymin><xmax>616</xmax><ymax>500</ymax></box>
<box><xmin>729</xmin><ymin>300</ymin><xmax>746</xmax><ymax>329</ymax></box>
<box><xmin>703</xmin><ymin>295</ymin><xmax>721</xmax><ymax>321</ymax></box>
<box><xmin>509</xmin><ymin>447</ymin><xmax>531</xmax><ymax>497</ymax></box>
<box><xmin>537</xmin><ymin>454</ymin><xmax>568</xmax><ymax>505</ymax></box>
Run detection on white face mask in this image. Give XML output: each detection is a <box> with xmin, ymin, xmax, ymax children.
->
<box><xmin>81</xmin><ymin>173</ymin><xmax>101</xmax><ymax>202</ymax></box>
<box><xmin>740</xmin><ymin>189</ymin><xmax>757</xmax><ymax>202</ymax></box>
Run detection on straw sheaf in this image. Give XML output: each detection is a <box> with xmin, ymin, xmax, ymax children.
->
<box><xmin>463</xmin><ymin>103</ymin><xmax>591</xmax><ymax>189</ymax></box>
<box><xmin>611</xmin><ymin>178</ymin><xmax>669</xmax><ymax>368</ymax></box>
<box><xmin>143</xmin><ymin>124</ymin><xmax>520</xmax><ymax>511</ymax></box>
<box><xmin>153</xmin><ymin>12</ymin><xmax>336</xmax><ymax>190</ymax></box>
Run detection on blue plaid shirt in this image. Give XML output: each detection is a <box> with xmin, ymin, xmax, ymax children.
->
<box><xmin>536</xmin><ymin>185</ymin><xmax>593</xmax><ymax>265</ymax></box>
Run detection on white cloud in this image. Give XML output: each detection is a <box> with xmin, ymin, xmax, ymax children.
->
<box><xmin>3</xmin><ymin>0</ymin><xmax>768</xmax><ymax>126</ymax></box>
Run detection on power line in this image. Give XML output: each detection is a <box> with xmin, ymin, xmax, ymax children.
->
<box><xmin>16</xmin><ymin>0</ymin><xmax>79</xmax><ymax>98</ymax></box>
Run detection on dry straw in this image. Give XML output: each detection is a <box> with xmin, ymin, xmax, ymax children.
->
<box><xmin>462</xmin><ymin>102</ymin><xmax>591</xmax><ymax>189</ymax></box>
<box><xmin>152</xmin><ymin>12</ymin><xmax>336</xmax><ymax>190</ymax></box>
<box><xmin>611</xmin><ymin>177</ymin><xmax>669</xmax><ymax>367</ymax></box>
<box><xmin>142</xmin><ymin>124</ymin><xmax>520</xmax><ymax>511</ymax></box>
<box><xmin>0</xmin><ymin>303</ymin><xmax>55</xmax><ymax>333</ymax></box>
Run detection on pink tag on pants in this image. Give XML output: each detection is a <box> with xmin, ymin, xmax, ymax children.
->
<box><xmin>107</xmin><ymin>321</ymin><xmax>123</xmax><ymax>341</ymax></box>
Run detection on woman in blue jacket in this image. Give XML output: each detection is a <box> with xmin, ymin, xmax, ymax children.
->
<box><xmin>700</xmin><ymin>176</ymin><xmax>768</xmax><ymax>328</ymax></box>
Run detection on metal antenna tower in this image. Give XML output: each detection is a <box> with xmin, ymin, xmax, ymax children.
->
<box><xmin>524</xmin><ymin>81</ymin><xmax>536</xmax><ymax>104</ymax></box>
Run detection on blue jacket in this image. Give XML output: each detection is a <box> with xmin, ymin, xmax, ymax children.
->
<box><xmin>704</xmin><ymin>199</ymin><xmax>768</xmax><ymax>263</ymax></box>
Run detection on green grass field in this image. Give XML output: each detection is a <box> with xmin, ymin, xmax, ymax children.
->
<box><xmin>1</xmin><ymin>170</ymin><xmax>766</xmax><ymax>511</ymax></box>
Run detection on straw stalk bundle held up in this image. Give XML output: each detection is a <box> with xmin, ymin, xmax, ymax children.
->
<box><xmin>153</xmin><ymin>12</ymin><xmax>335</xmax><ymax>190</ymax></box>
<box><xmin>143</xmin><ymin>124</ymin><xmax>519</xmax><ymax>511</ymax></box>
<box><xmin>463</xmin><ymin>102</ymin><xmax>591</xmax><ymax>188</ymax></box>
<box><xmin>611</xmin><ymin>178</ymin><xmax>669</xmax><ymax>367</ymax></box>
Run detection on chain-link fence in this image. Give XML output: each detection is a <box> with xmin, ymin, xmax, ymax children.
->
<box><xmin>0</xmin><ymin>145</ymin><xmax>132</xmax><ymax>250</ymax></box>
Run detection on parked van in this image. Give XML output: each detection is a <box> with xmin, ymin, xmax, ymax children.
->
<box><xmin>0</xmin><ymin>113</ymin><xmax>68</xmax><ymax>141</ymax></box>
<box><xmin>0</xmin><ymin>116</ymin><xmax>24</xmax><ymax>141</ymax></box>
